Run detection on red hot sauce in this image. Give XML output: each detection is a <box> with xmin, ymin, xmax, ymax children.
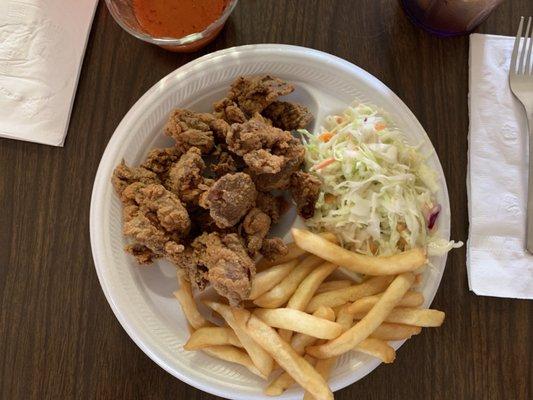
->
<box><xmin>133</xmin><ymin>0</ymin><xmax>230</xmax><ymax>38</ymax></box>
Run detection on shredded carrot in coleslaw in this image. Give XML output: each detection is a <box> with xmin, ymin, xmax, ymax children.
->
<box><xmin>299</xmin><ymin>102</ymin><xmax>463</xmax><ymax>258</ymax></box>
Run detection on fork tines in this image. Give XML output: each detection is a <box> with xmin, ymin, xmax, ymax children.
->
<box><xmin>511</xmin><ymin>16</ymin><xmax>533</xmax><ymax>75</ymax></box>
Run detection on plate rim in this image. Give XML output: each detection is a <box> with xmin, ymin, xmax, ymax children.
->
<box><xmin>90</xmin><ymin>43</ymin><xmax>450</xmax><ymax>400</ymax></box>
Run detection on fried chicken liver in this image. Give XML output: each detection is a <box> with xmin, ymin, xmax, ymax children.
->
<box><xmin>112</xmin><ymin>161</ymin><xmax>160</xmax><ymax>198</ymax></box>
<box><xmin>204</xmin><ymin>172</ymin><xmax>257</xmax><ymax>228</ymax></box>
<box><xmin>262</xmin><ymin>101</ymin><xmax>313</xmax><ymax>131</ymax></box>
<box><xmin>227</xmin><ymin>75</ymin><xmax>295</xmax><ymax>116</ymax></box>
<box><xmin>164</xmin><ymin>107</ymin><xmax>233</xmax><ymax>149</ymax></box>
<box><xmin>192</xmin><ymin>232</ymin><xmax>255</xmax><ymax>306</ymax></box>
<box><xmin>242</xmin><ymin>208</ymin><xmax>271</xmax><ymax>256</ymax></box>
<box><xmin>290</xmin><ymin>171</ymin><xmax>321</xmax><ymax>219</ymax></box>
<box><xmin>113</xmin><ymin>74</ymin><xmax>321</xmax><ymax>306</ymax></box>
<box><xmin>167</xmin><ymin>147</ymin><xmax>209</xmax><ymax>205</ymax></box>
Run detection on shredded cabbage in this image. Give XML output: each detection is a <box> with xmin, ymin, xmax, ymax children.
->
<box><xmin>300</xmin><ymin>102</ymin><xmax>462</xmax><ymax>257</ymax></box>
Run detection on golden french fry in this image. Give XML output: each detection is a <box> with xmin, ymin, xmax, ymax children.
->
<box><xmin>249</xmin><ymin>259</ymin><xmax>299</xmax><ymax>300</ymax></box>
<box><xmin>254</xmin><ymin>308</ymin><xmax>343</xmax><ymax>340</ymax></box>
<box><xmin>266</xmin><ymin>308</ymin><xmax>334</xmax><ymax>396</ymax></box>
<box><xmin>301</xmin><ymin>305</ymin><xmax>351</xmax><ymax>399</ymax></box>
<box><xmin>242</xmin><ymin>313</ymin><xmax>333</xmax><ymax>400</ymax></box>
<box><xmin>331</xmin><ymin>305</ymin><xmax>343</xmax><ymax>316</ymax></box>
<box><xmin>335</xmin><ymin>304</ymin><xmax>354</xmax><ymax>330</ymax></box>
<box><xmin>302</xmin><ymin>357</ymin><xmax>336</xmax><ymax>400</ymax></box>
<box><xmin>355</xmin><ymin>338</ymin><xmax>396</xmax><ymax>363</ymax></box>
<box><xmin>318</xmin><ymin>231</ymin><xmax>337</xmax><ymax>242</ymax></box>
<box><xmin>322</xmin><ymin>305</ymin><xmax>393</xmax><ymax>363</ymax></box>
<box><xmin>306</xmin><ymin>275</ymin><xmax>395</xmax><ymax>313</ymax></box>
<box><xmin>292</xmin><ymin>229</ymin><xmax>427</xmax><ymax>275</ymax></box>
<box><xmin>314</xmin><ymin>356</ymin><xmax>336</xmax><ymax>377</ymax></box>
<box><xmin>254</xmin><ymin>255</ymin><xmax>324</xmax><ymax>308</ymax></box>
<box><xmin>302</xmin><ymin>306</ymin><xmax>393</xmax><ymax>397</ymax></box>
<box><xmin>257</xmin><ymin>232</ymin><xmax>338</xmax><ymax>270</ymax></box>
<box><xmin>353</xmin><ymin>307</ymin><xmax>445</xmax><ymax>327</ymax></box>
<box><xmin>264</xmin><ymin>370</ymin><xmax>296</xmax><ymax>396</ymax></box>
<box><xmin>202</xmin><ymin>345</ymin><xmax>264</xmax><ymax>379</ymax></box>
<box><xmin>205</xmin><ymin>302</ymin><xmax>273</xmax><ymax>378</ymax></box>
<box><xmin>278</xmin><ymin>262</ymin><xmax>338</xmax><ymax>342</ymax></box>
<box><xmin>290</xmin><ymin>307</ymin><xmax>336</xmax><ymax>355</ymax></box>
<box><xmin>174</xmin><ymin>274</ymin><xmax>211</xmax><ymax>330</ymax></box>
<box><xmin>184</xmin><ymin>327</ymin><xmax>242</xmax><ymax>350</ymax></box>
<box><xmin>317</xmin><ymin>306</ymin><xmax>336</xmax><ymax>322</ymax></box>
<box><xmin>278</xmin><ymin>328</ymin><xmax>293</xmax><ymax>343</ymax></box>
<box><xmin>347</xmin><ymin>291</ymin><xmax>424</xmax><ymax>314</ymax></box>
<box><xmin>307</xmin><ymin>273</ymin><xmax>415</xmax><ymax>359</ymax></box>
<box><xmin>301</xmin><ymin>305</ymin><xmax>351</xmax><ymax>400</ymax></box>
<box><xmin>287</xmin><ymin>262</ymin><xmax>338</xmax><ymax>311</ymax></box>
<box><xmin>264</xmin><ymin>354</ymin><xmax>315</xmax><ymax>396</ymax></box>
<box><xmin>369</xmin><ymin>322</ymin><xmax>422</xmax><ymax>341</ymax></box>
<box><xmin>316</xmin><ymin>280</ymin><xmax>352</xmax><ymax>294</ymax></box>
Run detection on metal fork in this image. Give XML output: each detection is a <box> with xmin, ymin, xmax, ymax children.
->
<box><xmin>509</xmin><ymin>16</ymin><xmax>533</xmax><ymax>253</ymax></box>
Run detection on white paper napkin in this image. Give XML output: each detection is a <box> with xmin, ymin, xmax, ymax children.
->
<box><xmin>468</xmin><ymin>33</ymin><xmax>533</xmax><ymax>299</ymax></box>
<box><xmin>0</xmin><ymin>0</ymin><xmax>98</xmax><ymax>146</ymax></box>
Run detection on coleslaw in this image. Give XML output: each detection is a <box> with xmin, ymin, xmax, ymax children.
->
<box><xmin>300</xmin><ymin>102</ymin><xmax>462</xmax><ymax>257</ymax></box>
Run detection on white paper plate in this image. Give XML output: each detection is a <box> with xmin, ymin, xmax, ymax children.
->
<box><xmin>90</xmin><ymin>44</ymin><xmax>450</xmax><ymax>400</ymax></box>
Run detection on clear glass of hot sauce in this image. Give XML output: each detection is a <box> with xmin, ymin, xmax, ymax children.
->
<box><xmin>105</xmin><ymin>0</ymin><xmax>238</xmax><ymax>52</ymax></box>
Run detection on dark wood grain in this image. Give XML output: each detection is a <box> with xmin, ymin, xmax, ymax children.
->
<box><xmin>1</xmin><ymin>1</ymin><xmax>532</xmax><ymax>399</ymax></box>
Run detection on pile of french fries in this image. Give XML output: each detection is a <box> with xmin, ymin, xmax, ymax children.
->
<box><xmin>174</xmin><ymin>228</ymin><xmax>445</xmax><ymax>400</ymax></box>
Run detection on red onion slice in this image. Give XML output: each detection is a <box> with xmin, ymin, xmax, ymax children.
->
<box><xmin>427</xmin><ymin>204</ymin><xmax>441</xmax><ymax>230</ymax></box>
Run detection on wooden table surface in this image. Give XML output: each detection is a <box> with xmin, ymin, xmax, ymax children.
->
<box><xmin>1</xmin><ymin>1</ymin><xmax>532</xmax><ymax>399</ymax></box>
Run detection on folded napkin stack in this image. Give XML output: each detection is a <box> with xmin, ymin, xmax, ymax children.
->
<box><xmin>0</xmin><ymin>0</ymin><xmax>98</xmax><ymax>146</ymax></box>
<box><xmin>468</xmin><ymin>33</ymin><xmax>533</xmax><ymax>300</ymax></box>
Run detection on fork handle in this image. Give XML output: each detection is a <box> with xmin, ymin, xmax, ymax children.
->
<box><xmin>526</xmin><ymin>110</ymin><xmax>533</xmax><ymax>253</ymax></box>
